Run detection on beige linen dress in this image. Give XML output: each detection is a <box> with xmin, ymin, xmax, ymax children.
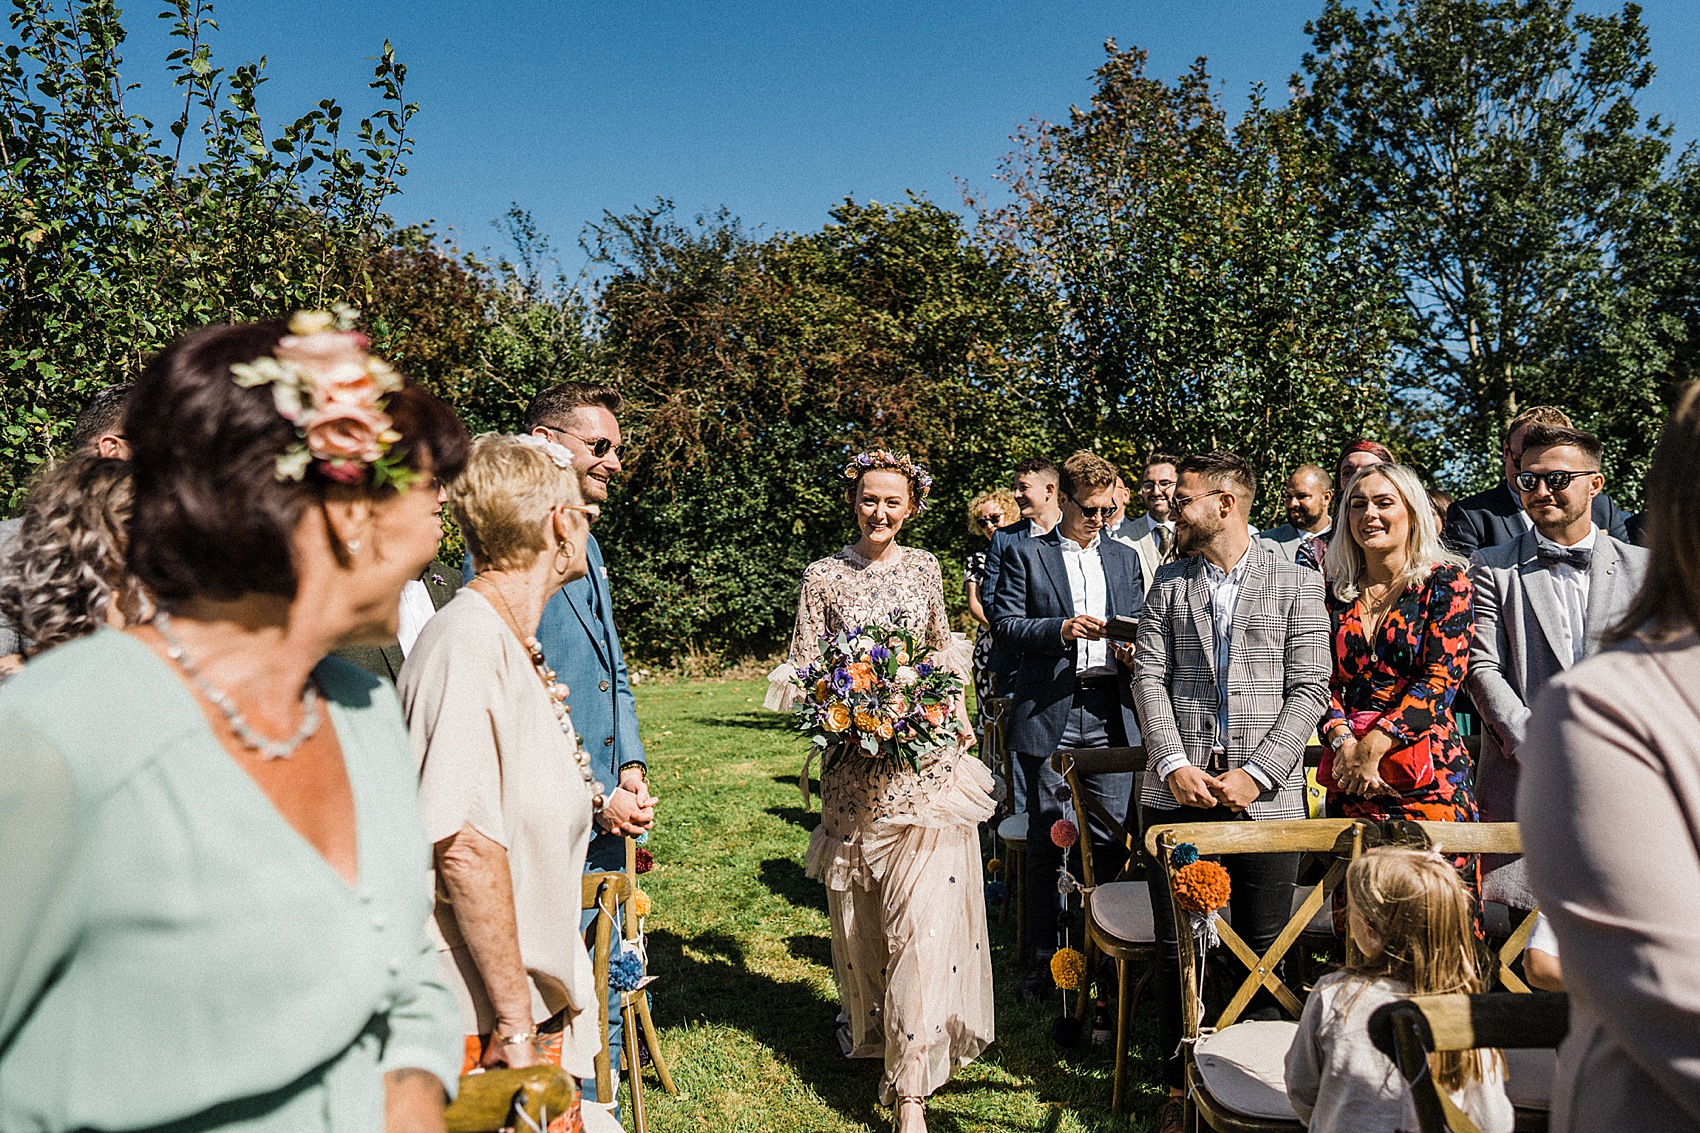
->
<box><xmin>398</xmin><ymin>588</ymin><xmax>602</xmax><ymax>1081</ymax></box>
<box><xmin>772</xmin><ymin>545</ymin><xmax>996</xmax><ymax>1103</ymax></box>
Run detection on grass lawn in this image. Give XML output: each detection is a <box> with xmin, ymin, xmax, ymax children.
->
<box><xmin>628</xmin><ymin>676</ymin><xmax>1170</xmax><ymax>1133</ymax></box>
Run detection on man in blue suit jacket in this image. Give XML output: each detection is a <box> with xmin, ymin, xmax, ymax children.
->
<box><xmin>991</xmin><ymin>452</ymin><xmax>1144</xmax><ymax>980</ymax></box>
<box><xmin>522</xmin><ymin>382</ymin><xmax>654</xmax><ymax>1107</ymax></box>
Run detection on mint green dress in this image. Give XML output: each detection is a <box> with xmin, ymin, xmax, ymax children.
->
<box><xmin>0</xmin><ymin>630</ymin><xmax>461</xmax><ymax>1131</ymax></box>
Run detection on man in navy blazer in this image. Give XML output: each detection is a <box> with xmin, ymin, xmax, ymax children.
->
<box><xmin>992</xmin><ymin>451</ymin><xmax>1144</xmax><ymax>979</ymax></box>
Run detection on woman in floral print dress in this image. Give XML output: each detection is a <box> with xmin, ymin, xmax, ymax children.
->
<box><xmin>1320</xmin><ymin>462</ymin><xmax>1480</xmax><ymax>918</ymax></box>
<box><xmin>766</xmin><ymin>453</ymin><xmax>993</xmax><ymax>1133</ymax></box>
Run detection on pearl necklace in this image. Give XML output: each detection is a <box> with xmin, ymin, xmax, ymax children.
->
<box><xmin>473</xmin><ymin>578</ymin><xmax>606</xmax><ymax>811</ymax></box>
<box><xmin>155</xmin><ymin>611</ymin><xmax>322</xmax><ymax>760</ymax></box>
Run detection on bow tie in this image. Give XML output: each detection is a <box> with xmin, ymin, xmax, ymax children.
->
<box><xmin>1537</xmin><ymin>544</ymin><xmax>1592</xmax><ymax>571</ymax></box>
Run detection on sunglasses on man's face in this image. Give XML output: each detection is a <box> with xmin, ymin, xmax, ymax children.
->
<box><xmin>543</xmin><ymin>425</ymin><xmax>625</xmax><ymax>461</ymax></box>
<box><xmin>1068</xmin><ymin>497</ymin><xmax>1116</xmax><ymax>520</ymax></box>
<box><xmin>1515</xmin><ymin>469</ymin><xmax>1597</xmax><ymax>493</ymax></box>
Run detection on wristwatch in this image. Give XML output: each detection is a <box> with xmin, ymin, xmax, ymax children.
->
<box><xmin>1326</xmin><ymin>728</ymin><xmax>1351</xmax><ymax>753</ymax></box>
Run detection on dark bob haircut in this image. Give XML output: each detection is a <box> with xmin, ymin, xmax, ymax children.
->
<box><xmin>126</xmin><ymin>321</ymin><xmax>470</xmax><ymax>603</ymax></box>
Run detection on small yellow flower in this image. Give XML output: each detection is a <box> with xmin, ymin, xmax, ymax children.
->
<box><xmin>824</xmin><ymin>703</ymin><xmax>852</xmax><ymax>732</ymax></box>
<box><xmin>814</xmin><ymin>679</ymin><xmax>830</xmax><ymax>703</ymax></box>
<box><xmin>853</xmin><ymin>708</ymin><xmax>882</xmax><ymax>733</ymax></box>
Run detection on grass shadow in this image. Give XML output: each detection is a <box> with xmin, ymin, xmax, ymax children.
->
<box><xmin>766</xmin><ymin>803</ymin><xmax>819</xmax><ymax>830</ymax></box>
<box><xmin>692</xmin><ymin>710</ymin><xmax>792</xmax><ymax>732</ymax></box>
<box><xmin>645</xmin><ymin>927</ymin><xmax>885</xmax><ymax>1131</ymax></box>
<box><xmin>761</xmin><ymin>856</ymin><xmax>829</xmax><ymax>914</ymax></box>
<box><xmin>786</xmin><ymin>931</ymin><xmax>835</xmax><ymax>969</ymax></box>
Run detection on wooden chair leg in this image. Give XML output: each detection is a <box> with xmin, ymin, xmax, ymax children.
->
<box><xmin>634</xmin><ymin>990</ymin><xmax>677</xmax><ymax>1096</ymax></box>
<box><xmin>1112</xmin><ymin>958</ymin><xmax>1130</xmax><ymax>1114</ymax></box>
<box><xmin>622</xmin><ymin>995</ymin><xmax>646</xmax><ymax>1133</ymax></box>
<box><xmin>1010</xmin><ymin>844</ymin><xmax>1028</xmax><ymax>960</ymax></box>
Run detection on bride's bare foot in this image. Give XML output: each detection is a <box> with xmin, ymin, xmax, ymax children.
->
<box><xmin>896</xmin><ymin>1095</ymin><xmax>926</xmax><ymax>1133</ymax></box>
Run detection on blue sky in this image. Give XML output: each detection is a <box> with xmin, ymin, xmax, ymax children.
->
<box><xmin>117</xmin><ymin>1</ymin><xmax>1700</xmax><ymax>271</ymax></box>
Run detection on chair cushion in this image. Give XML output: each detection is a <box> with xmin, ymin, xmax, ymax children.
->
<box><xmin>1504</xmin><ymin>1046</ymin><xmax>1555</xmax><ymax>1111</ymax></box>
<box><xmin>1088</xmin><ymin>880</ymin><xmax>1154</xmax><ymax>944</ymax></box>
<box><xmin>997</xmin><ymin>812</ymin><xmax>1028</xmax><ymax>845</ymax></box>
<box><xmin>1192</xmin><ymin>1020</ymin><xmax>1301</xmax><ymax>1121</ymax></box>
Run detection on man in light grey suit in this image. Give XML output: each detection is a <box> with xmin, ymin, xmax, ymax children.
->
<box><xmin>1130</xmin><ymin>452</ymin><xmax>1331</xmax><ymax>1128</ymax></box>
<box><xmin>1258</xmin><ymin>464</ymin><xmax>1333</xmax><ymax>569</ymax></box>
<box><xmin>1468</xmin><ymin>423</ymin><xmax>1649</xmax><ymax>825</ymax></box>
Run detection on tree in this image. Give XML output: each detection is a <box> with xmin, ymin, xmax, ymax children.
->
<box><xmin>1297</xmin><ymin>0</ymin><xmax>1676</xmax><ymax>493</ymax></box>
<box><xmin>982</xmin><ymin>42</ymin><xmax>1397</xmax><ymax>521</ymax></box>
<box><xmin>589</xmin><ymin>198</ymin><xmax>1054</xmax><ymax>662</ymax></box>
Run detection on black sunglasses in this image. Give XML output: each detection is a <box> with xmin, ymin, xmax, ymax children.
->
<box><xmin>544</xmin><ymin>425</ymin><xmax>625</xmax><ymax>461</ymax></box>
<box><xmin>1067</xmin><ymin>496</ymin><xmax>1116</xmax><ymax>520</ymax></box>
<box><xmin>1515</xmin><ymin>469</ymin><xmax>1597</xmax><ymax>493</ymax></box>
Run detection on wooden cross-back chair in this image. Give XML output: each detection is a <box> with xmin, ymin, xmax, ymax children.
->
<box><xmin>1380</xmin><ymin>819</ymin><xmax>1555</xmax><ymax>1130</ymax></box>
<box><xmin>1145</xmin><ymin>818</ymin><xmax>1373</xmax><ymax>1133</ymax></box>
<box><xmin>985</xmin><ymin>696</ymin><xmax>1028</xmax><ymax>952</ymax></box>
<box><xmin>1050</xmin><ymin>746</ymin><xmax>1157</xmax><ymax>1114</ymax></box>
<box><xmin>616</xmin><ymin>836</ymin><xmax>678</xmax><ymax>1133</ymax></box>
<box><xmin>1368</xmin><ymin>992</ymin><xmax>1569</xmax><ymax>1133</ymax></box>
<box><xmin>582</xmin><ymin>871</ymin><xmax>630</xmax><ymax>1109</ymax></box>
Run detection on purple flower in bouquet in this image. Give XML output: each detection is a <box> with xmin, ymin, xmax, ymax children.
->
<box><xmin>829</xmin><ymin>667</ymin><xmax>854</xmax><ymax>695</ymax></box>
<box><xmin>915</xmin><ymin>661</ymin><xmax>935</xmax><ymax>677</ymax></box>
<box><xmin>869</xmin><ymin>644</ymin><xmax>892</xmax><ymax>663</ymax></box>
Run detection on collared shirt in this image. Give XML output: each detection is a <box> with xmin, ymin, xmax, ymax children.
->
<box><xmin>1151</xmin><ymin>545</ymin><xmax>1272</xmax><ymax>786</ymax></box>
<box><xmin>395</xmin><ymin>579</ymin><xmax>438</xmax><ymax>657</ymax></box>
<box><xmin>1536</xmin><ymin>524</ymin><xmax>1597</xmax><ymax>664</ymax></box>
<box><xmin>1059</xmin><ymin>533</ymin><xmax>1117</xmax><ymax>677</ymax></box>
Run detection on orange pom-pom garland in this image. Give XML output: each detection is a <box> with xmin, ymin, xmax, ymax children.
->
<box><xmin>1173</xmin><ymin>859</ymin><xmax>1231</xmax><ymax>915</ymax></box>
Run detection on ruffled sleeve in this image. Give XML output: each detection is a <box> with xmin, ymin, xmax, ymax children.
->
<box><xmin>768</xmin><ymin>563</ymin><xmax>828</xmax><ymax>712</ymax></box>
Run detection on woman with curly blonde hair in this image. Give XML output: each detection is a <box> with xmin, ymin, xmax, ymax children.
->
<box><xmin>0</xmin><ymin>453</ymin><xmax>149</xmax><ymax>673</ymax></box>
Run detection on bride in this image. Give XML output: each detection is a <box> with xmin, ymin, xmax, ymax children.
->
<box><xmin>768</xmin><ymin>451</ymin><xmax>995</xmax><ymax>1133</ymax></box>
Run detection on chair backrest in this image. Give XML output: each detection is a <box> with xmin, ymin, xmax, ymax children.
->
<box><xmin>446</xmin><ymin>1066</ymin><xmax>578</xmax><ymax>1133</ymax></box>
<box><xmin>582</xmin><ymin>871</ymin><xmax>630</xmax><ymax>1101</ymax></box>
<box><xmin>1052</xmin><ymin>746</ymin><xmax>1146</xmax><ymax>889</ymax></box>
<box><xmin>1368</xmin><ymin>992</ymin><xmax>1569</xmax><ymax>1133</ymax></box>
<box><xmin>985</xmin><ymin>696</ymin><xmax>1012</xmax><ymax>791</ymax></box>
<box><xmin>1380</xmin><ymin>820</ymin><xmax>1536</xmax><ymax>993</ymax></box>
<box><xmin>1146</xmin><ymin>818</ymin><xmax>1370</xmax><ymax>1038</ymax></box>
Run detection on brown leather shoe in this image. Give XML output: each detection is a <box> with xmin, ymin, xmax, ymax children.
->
<box><xmin>1153</xmin><ymin>1096</ymin><xmax>1185</xmax><ymax>1133</ymax></box>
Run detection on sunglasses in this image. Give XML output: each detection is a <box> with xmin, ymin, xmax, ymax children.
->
<box><xmin>975</xmin><ymin>515</ymin><xmax>1003</xmax><ymax>527</ymax></box>
<box><xmin>1067</xmin><ymin>497</ymin><xmax>1116</xmax><ymax>520</ymax></box>
<box><xmin>1515</xmin><ymin>469</ymin><xmax>1597</xmax><ymax>493</ymax></box>
<box><xmin>543</xmin><ymin>425</ymin><xmax>625</xmax><ymax>461</ymax></box>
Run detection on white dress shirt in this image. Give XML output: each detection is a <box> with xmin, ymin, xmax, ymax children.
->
<box><xmin>1058</xmin><ymin>533</ymin><xmax>1117</xmax><ymax>677</ymax></box>
<box><xmin>395</xmin><ymin>579</ymin><xmax>438</xmax><ymax>658</ymax></box>
<box><xmin>1535</xmin><ymin>524</ymin><xmax>1596</xmax><ymax>664</ymax></box>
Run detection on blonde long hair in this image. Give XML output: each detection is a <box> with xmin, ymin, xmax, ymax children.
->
<box><xmin>1325</xmin><ymin>462</ymin><xmax>1466</xmax><ymax>603</ymax></box>
<box><xmin>1345</xmin><ymin>847</ymin><xmax>1499</xmax><ymax>1091</ymax></box>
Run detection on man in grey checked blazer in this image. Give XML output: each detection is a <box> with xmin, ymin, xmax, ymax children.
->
<box><xmin>1128</xmin><ymin>452</ymin><xmax>1330</xmax><ymax>1115</ymax></box>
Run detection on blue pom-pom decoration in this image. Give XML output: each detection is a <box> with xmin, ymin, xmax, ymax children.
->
<box><xmin>1171</xmin><ymin>842</ymin><xmax>1200</xmax><ymax>868</ymax></box>
<box><xmin>985</xmin><ymin>880</ymin><xmax>1009</xmax><ymax>906</ymax></box>
<box><xmin>609</xmin><ymin>947</ymin><xmax>645</xmax><ymax>992</ymax></box>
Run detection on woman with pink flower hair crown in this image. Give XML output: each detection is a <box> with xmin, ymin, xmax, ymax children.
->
<box><xmin>766</xmin><ymin>450</ymin><xmax>995</xmax><ymax>1133</ymax></box>
<box><xmin>0</xmin><ymin>314</ymin><xmax>472</xmax><ymax>1130</ymax></box>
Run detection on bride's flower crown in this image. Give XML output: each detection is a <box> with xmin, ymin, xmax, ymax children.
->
<box><xmin>230</xmin><ymin>305</ymin><xmax>412</xmax><ymax>489</ymax></box>
<box><xmin>844</xmin><ymin>449</ymin><xmax>933</xmax><ymax>510</ymax></box>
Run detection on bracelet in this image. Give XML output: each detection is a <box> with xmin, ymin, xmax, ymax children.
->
<box><xmin>497</xmin><ymin>1028</ymin><xmax>537</xmax><ymax>1047</ymax></box>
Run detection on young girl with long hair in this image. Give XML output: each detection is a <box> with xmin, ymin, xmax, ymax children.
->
<box><xmin>1285</xmin><ymin>846</ymin><xmax>1513</xmax><ymax>1133</ymax></box>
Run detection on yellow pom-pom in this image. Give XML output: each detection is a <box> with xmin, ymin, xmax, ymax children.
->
<box><xmin>987</xmin><ymin>858</ymin><xmax>1003</xmax><ymax>874</ymax></box>
<box><xmin>1050</xmin><ymin>946</ymin><xmax>1087</xmax><ymax>991</ymax></box>
<box><xmin>633</xmin><ymin>890</ymin><xmax>653</xmax><ymax>919</ymax></box>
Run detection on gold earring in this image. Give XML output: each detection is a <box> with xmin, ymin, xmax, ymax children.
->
<box><xmin>553</xmin><ymin>543</ymin><xmax>572</xmax><ymax>572</ymax></box>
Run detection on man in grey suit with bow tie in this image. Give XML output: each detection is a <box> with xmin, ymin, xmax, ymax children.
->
<box><xmin>1468</xmin><ymin>423</ymin><xmax>1649</xmax><ymax>826</ymax></box>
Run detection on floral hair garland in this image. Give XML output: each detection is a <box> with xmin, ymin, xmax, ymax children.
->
<box><xmin>230</xmin><ymin>305</ymin><xmax>412</xmax><ymax>488</ymax></box>
<box><xmin>843</xmin><ymin>449</ymin><xmax>933</xmax><ymax>510</ymax></box>
<box><xmin>514</xmin><ymin>432</ymin><xmax>578</xmax><ymax>472</ymax></box>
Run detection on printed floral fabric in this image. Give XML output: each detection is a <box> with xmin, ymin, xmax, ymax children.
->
<box><xmin>1323</xmin><ymin>563</ymin><xmax>1480</xmax><ymax>913</ymax></box>
<box><xmin>964</xmin><ymin>548</ymin><xmax>997</xmax><ymax>712</ymax></box>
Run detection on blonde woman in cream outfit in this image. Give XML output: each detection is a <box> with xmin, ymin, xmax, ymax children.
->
<box><xmin>768</xmin><ymin>452</ymin><xmax>994</xmax><ymax>1133</ymax></box>
<box><xmin>399</xmin><ymin>433</ymin><xmax>623</xmax><ymax>1132</ymax></box>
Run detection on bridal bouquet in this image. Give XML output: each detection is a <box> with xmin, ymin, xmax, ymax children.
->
<box><xmin>790</xmin><ymin>617</ymin><xmax>964</xmax><ymax>774</ymax></box>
